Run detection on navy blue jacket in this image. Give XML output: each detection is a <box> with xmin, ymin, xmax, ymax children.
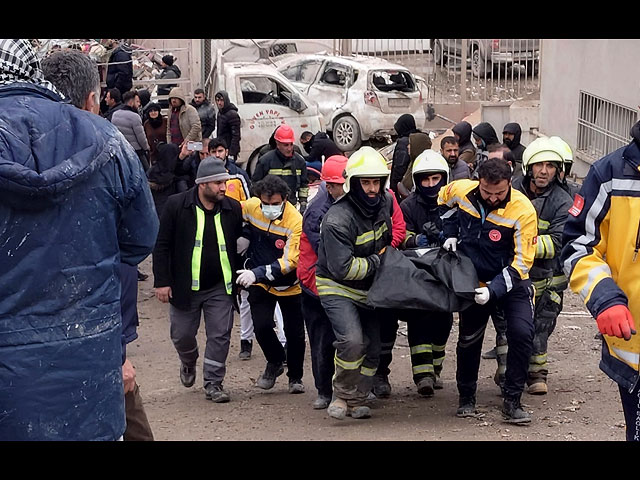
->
<box><xmin>0</xmin><ymin>83</ymin><xmax>159</xmax><ymax>440</ymax></box>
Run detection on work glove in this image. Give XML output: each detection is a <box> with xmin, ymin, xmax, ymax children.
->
<box><xmin>367</xmin><ymin>253</ymin><xmax>381</xmax><ymax>271</ymax></box>
<box><xmin>474</xmin><ymin>287</ymin><xmax>491</xmax><ymax>305</ymax></box>
<box><xmin>237</xmin><ymin>237</ymin><xmax>250</xmax><ymax>256</ymax></box>
<box><xmin>299</xmin><ymin>201</ymin><xmax>307</xmax><ymax>215</ymax></box>
<box><xmin>236</xmin><ymin>269</ymin><xmax>257</xmax><ymax>288</ymax></box>
<box><xmin>443</xmin><ymin>237</ymin><xmax>458</xmax><ymax>252</ymax></box>
<box><xmin>596</xmin><ymin>304</ymin><xmax>637</xmax><ymax>341</ymax></box>
<box><xmin>415</xmin><ymin>234</ymin><xmax>429</xmax><ymax>247</ymax></box>
<box><xmin>421</xmin><ymin>221</ymin><xmax>440</xmax><ymax>239</ymax></box>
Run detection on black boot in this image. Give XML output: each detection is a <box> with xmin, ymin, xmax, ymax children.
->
<box><xmin>456</xmin><ymin>395</ymin><xmax>477</xmax><ymax>417</ymax></box>
<box><xmin>502</xmin><ymin>396</ymin><xmax>531</xmax><ymax>424</ymax></box>
<box><xmin>239</xmin><ymin>339</ymin><xmax>252</xmax><ymax>360</ymax></box>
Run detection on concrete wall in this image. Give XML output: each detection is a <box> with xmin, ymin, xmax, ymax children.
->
<box><xmin>539</xmin><ymin>39</ymin><xmax>640</xmax><ymax>177</ymax></box>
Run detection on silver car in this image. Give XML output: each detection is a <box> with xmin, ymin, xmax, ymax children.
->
<box><xmin>276</xmin><ymin>53</ymin><xmax>426</xmax><ymax>152</ymax></box>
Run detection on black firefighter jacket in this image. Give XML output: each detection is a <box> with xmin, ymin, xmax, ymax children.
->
<box><xmin>252</xmin><ymin>148</ymin><xmax>309</xmax><ymax>205</ymax></box>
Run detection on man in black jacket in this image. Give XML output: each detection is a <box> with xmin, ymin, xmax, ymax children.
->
<box><xmin>300</xmin><ymin>130</ymin><xmax>342</xmax><ymax>173</ymax></box>
<box><xmin>153</xmin><ymin>157</ymin><xmax>244</xmax><ymax>403</ymax></box>
<box><xmin>390</xmin><ymin>113</ymin><xmax>421</xmax><ymax>198</ymax></box>
<box><xmin>191</xmin><ymin>88</ymin><xmax>216</xmax><ymax>139</ymax></box>
<box><xmin>103</xmin><ymin>88</ymin><xmax>125</xmax><ymax>122</ymax></box>
<box><xmin>503</xmin><ymin>122</ymin><xmax>526</xmax><ymax>178</ymax></box>
<box><xmin>157</xmin><ymin>55</ymin><xmax>181</xmax><ymax>109</ymax></box>
<box><xmin>105</xmin><ymin>39</ymin><xmax>133</xmax><ymax>95</ymax></box>
<box><xmin>215</xmin><ymin>90</ymin><xmax>241</xmax><ymax>162</ymax></box>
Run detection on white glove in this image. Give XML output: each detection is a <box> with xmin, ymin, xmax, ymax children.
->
<box><xmin>237</xmin><ymin>237</ymin><xmax>250</xmax><ymax>256</ymax></box>
<box><xmin>474</xmin><ymin>287</ymin><xmax>491</xmax><ymax>305</ymax></box>
<box><xmin>236</xmin><ymin>269</ymin><xmax>256</xmax><ymax>288</ymax></box>
<box><xmin>443</xmin><ymin>237</ymin><xmax>458</xmax><ymax>252</ymax></box>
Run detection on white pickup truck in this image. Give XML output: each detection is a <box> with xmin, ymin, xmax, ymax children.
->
<box><xmin>211</xmin><ymin>50</ymin><xmax>324</xmax><ymax>175</ymax></box>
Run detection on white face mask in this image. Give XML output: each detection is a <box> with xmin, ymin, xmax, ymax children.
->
<box><xmin>261</xmin><ymin>203</ymin><xmax>284</xmax><ymax>221</ymax></box>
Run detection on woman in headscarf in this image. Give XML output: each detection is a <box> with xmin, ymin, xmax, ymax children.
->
<box><xmin>144</xmin><ymin>102</ymin><xmax>167</xmax><ymax>166</ymax></box>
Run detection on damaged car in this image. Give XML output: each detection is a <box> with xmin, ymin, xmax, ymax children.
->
<box><xmin>275</xmin><ymin>53</ymin><xmax>426</xmax><ymax>152</ymax></box>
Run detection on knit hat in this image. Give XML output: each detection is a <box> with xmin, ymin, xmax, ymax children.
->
<box><xmin>195</xmin><ymin>157</ymin><xmax>230</xmax><ymax>184</ymax></box>
<box><xmin>162</xmin><ymin>55</ymin><xmax>174</xmax><ymax>66</ymax></box>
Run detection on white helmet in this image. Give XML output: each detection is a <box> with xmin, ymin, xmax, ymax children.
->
<box><xmin>412</xmin><ymin>149</ymin><xmax>449</xmax><ymax>185</ymax></box>
<box><xmin>522</xmin><ymin>136</ymin><xmax>564</xmax><ymax>176</ymax></box>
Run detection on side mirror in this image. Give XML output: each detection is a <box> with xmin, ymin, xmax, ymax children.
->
<box><xmin>290</xmin><ymin>93</ymin><xmax>304</xmax><ymax>112</ymax></box>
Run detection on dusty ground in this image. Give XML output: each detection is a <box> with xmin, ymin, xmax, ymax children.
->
<box><xmin>130</xmin><ymin>257</ymin><xmax>627</xmax><ymax>442</ymax></box>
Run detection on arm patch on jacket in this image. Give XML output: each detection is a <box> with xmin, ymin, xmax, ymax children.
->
<box><xmin>568</xmin><ymin>194</ymin><xmax>584</xmax><ymax>217</ymax></box>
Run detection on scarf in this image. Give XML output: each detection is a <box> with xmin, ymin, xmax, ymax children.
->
<box><xmin>0</xmin><ymin>39</ymin><xmax>63</xmax><ymax>97</ymax></box>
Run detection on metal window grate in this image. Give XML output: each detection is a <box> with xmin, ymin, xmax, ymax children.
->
<box><xmin>577</xmin><ymin>91</ymin><xmax>637</xmax><ymax>163</ymax></box>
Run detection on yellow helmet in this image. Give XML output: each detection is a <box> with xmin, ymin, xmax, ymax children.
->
<box><xmin>412</xmin><ymin>149</ymin><xmax>449</xmax><ymax>185</ymax></box>
<box><xmin>343</xmin><ymin>146</ymin><xmax>389</xmax><ymax>193</ymax></box>
<box><xmin>522</xmin><ymin>136</ymin><xmax>564</xmax><ymax>175</ymax></box>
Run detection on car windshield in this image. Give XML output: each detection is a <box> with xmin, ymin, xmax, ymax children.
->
<box><xmin>370</xmin><ymin>70</ymin><xmax>416</xmax><ymax>92</ymax></box>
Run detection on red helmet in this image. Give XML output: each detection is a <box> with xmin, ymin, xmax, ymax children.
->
<box><xmin>274</xmin><ymin>124</ymin><xmax>295</xmax><ymax>144</ymax></box>
<box><xmin>321</xmin><ymin>155</ymin><xmax>349</xmax><ymax>184</ymax></box>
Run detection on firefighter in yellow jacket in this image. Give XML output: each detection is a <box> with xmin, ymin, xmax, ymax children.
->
<box><xmin>236</xmin><ymin>175</ymin><xmax>305</xmax><ymax>394</ymax></box>
<box><xmin>561</xmin><ymin>120</ymin><xmax>640</xmax><ymax>441</ymax></box>
<box><xmin>438</xmin><ymin>157</ymin><xmax>538</xmax><ymax>424</ymax></box>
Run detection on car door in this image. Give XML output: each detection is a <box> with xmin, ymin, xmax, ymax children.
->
<box><xmin>306</xmin><ymin>61</ymin><xmax>353</xmax><ymax>127</ymax></box>
<box><xmin>279</xmin><ymin>59</ymin><xmax>324</xmax><ymax>96</ymax></box>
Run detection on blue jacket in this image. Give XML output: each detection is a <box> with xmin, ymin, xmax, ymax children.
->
<box><xmin>0</xmin><ymin>83</ymin><xmax>159</xmax><ymax>440</ymax></box>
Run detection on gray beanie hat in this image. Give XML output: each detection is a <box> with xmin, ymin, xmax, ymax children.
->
<box><xmin>195</xmin><ymin>157</ymin><xmax>230</xmax><ymax>184</ymax></box>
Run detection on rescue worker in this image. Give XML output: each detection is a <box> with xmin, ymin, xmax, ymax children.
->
<box><xmin>252</xmin><ymin>124</ymin><xmax>309</xmax><ymax>213</ymax></box>
<box><xmin>512</xmin><ymin>137</ymin><xmax>573</xmax><ymax>395</ymax></box>
<box><xmin>297</xmin><ymin>155</ymin><xmax>349</xmax><ymax>409</ymax></box>
<box><xmin>237</xmin><ymin>175</ymin><xmax>306</xmax><ymax>394</ymax></box>
<box><xmin>152</xmin><ymin>157</ymin><xmax>244</xmax><ymax>403</ymax></box>
<box><xmin>316</xmin><ymin>146</ymin><xmax>394</xmax><ymax>420</ymax></box>
<box><xmin>550</xmin><ymin>136</ymin><xmax>582</xmax><ymax>198</ymax></box>
<box><xmin>398</xmin><ymin>150</ymin><xmax>454</xmax><ymax>396</ymax></box>
<box><xmin>561</xmin><ymin>120</ymin><xmax>640</xmax><ymax>441</ymax></box>
<box><xmin>438</xmin><ymin>157</ymin><xmax>538</xmax><ymax>424</ymax></box>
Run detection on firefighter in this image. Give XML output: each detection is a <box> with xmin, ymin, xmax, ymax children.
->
<box><xmin>513</xmin><ymin>137</ymin><xmax>573</xmax><ymax>395</ymax></box>
<box><xmin>316</xmin><ymin>146</ymin><xmax>394</xmax><ymax>420</ymax></box>
<box><xmin>438</xmin><ymin>157</ymin><xmax>538</xmax><ymax>424</ymax></box>
<box><xmin>561</xmin><ymin>120</ymin><xmax>640</xmax><ymax>441</ymax></box>
<box><xmin>236</xmin><ymin>175</ymin><xmax>306</xmax><ymax>394</ymax></box>
<box><xmin>398</xmin><ymin>150</ymin><xmax>454</xmax><ymax>396</ymax></box>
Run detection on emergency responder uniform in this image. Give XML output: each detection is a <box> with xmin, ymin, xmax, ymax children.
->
<box><xmin>398</xmin><ymin>150</ymin><xmax>454</xmax><ymax>396</ymax></box>
<box><xmin>438</xmin><ymin>166</ymin><xmax>538</xmax><ymax>423</ymax></box>
<box><xmin>316</xmin><ymin>147</ymin><xmax>394</xmax><ymax>420</ymax></box>
<box><xmin>252</xmin><ymin>124</ymin><xmax>309</xmax><ymax>210</ymax></box>
<box><xmin>239</xmin><ymin>191</ymin><xmax>306</xmax><ymax>393</ymax></box>
<box><xmin>561</xmin><ymin>121</ymin><xmax>640</xmax><ymax>441</ymax></box>
<box><xmin>512</xmin><ymin>137</ymin><xmax>573</xmax><ymax>395</ymax></box>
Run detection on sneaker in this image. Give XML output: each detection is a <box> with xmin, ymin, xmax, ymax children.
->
<box><xmin>205</xmin><ymin>384</ymin><xmax>230</xmax><ymax>403</ymax></box>
<box><xmin>416</xmin><ymin>376</ymin><xmax>435</xmax><ymax>397</ymax></box>
<box><xmin>180</xmin><ymin>364</ymin><xmax>196</xmax><ymax>388</ymax></box>
<box><xmin>347</xmin><ymin>405</ymin><xmax>371</xmax><ymax>419</ymax></box>
<box><xmin>482</xmin><ymin>347</ymin><xmax>497</xmax><ymax>359</ymax></box>
<box><xmin>527</xmin><ymin>381</ymin><xmax>548</xmax><ymax>395</ymax></box>
<box><xmin>434</xmin><ymin>375</ymin><xmax>444</xmax><ymax>390</ymax></box>
<box><xmin>288</xmin><ymin>379</ymin><xmax>305</xmax><ymax>394</ymax></box>
<box><xmin>327</xmin><ymin>397</ymin><xmax>348</xmax><ymax>420</ymax></box>
<box><xmin>312</xmin><ymin>395</ymin><xmax>331</xmax><ymax>410</ymax></box>
<box><xmin>502</xmin><ymin>397</ymin><xmax>531</xmax><ymax>424</ymax></box>
<box><xmin>456</xmin><ymin>396</ymin><xmax>477</xmax><ymax>417</ymax></box>
<box><xmin>256</xmin><ymin>362</ymin><xmax>284</xmax><ymax>390</ymax></box>
<box><xmin>372</xmin><ymin>374</ymin><xmax>391</xmax><ymax>398</ymax></box>
<box><xmin>239</xmin><ymin>340</ymin><xmax>252</xmax><ymax>361</ymax></box>
<box><xmin>137</xmin><ymin>270</ymin><xmax>149</xmax><ymax>281</ymax></box>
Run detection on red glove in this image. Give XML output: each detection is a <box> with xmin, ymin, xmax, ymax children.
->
<box><xmin>596</xmin><ymin>305</ymin><xmax>637</xmax><ymax>341</ymax></box>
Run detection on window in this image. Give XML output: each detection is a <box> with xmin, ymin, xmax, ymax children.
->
<box><xmin>370</xmin><ymin>70</ymin><xmax>416</xmax><ymax>93</ymax></box>
<box><xmin>577</xmin><ymin>91</ymin><xmax>638</xmax><ymax>163</ymax></box>
<box><xmin>239</xmin><ymin>76</ymin><xmax>301</xmax><ymax>109</ymax></box>
<box><xmin>281</xmin><ymin>60</ymin><xmax>323</xmax><ymax>85</ymax></box>
<box><xmin>320</xmin><ymin>63</ymin><xmax>350</xmax><ymax>87</ymax></box>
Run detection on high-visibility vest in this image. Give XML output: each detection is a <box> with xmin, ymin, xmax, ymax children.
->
<box><xmin>191</xmin><ymin>206</ymin><xmax>233</xmax><ymax>295</ymax></box>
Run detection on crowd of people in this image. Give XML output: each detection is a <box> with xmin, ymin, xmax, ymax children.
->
<box><xmin>1</xmin><ymin>40</ymin><xmax>639</xmax><ymax>442</ymax></box>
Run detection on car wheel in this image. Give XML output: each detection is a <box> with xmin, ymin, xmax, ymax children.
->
<box><xmin>433</xmin><ymin>40</ymin><xmax>446</xmax><ymax>66</ymax></box>
<box><xmin>471</xmin><ymin>47</ymin><xmax>486</xmax><ymax>78</ymax></box>
<box><xmin>333</xmin><ymin>116</ymin><xmax>361</xmax><ymax>152</ymax></box>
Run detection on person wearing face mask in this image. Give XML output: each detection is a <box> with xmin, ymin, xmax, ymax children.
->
<box><xmin>396</xmin><ymin>150</ymin><xmax>455</xmax><ymax>397</ymax></box>
<box><xmin>512</xmin><ymin>137</ymin><xmax>572</xmax><ymax>396</ymax></box>
<box><xmin>236</xmin><ymin>175</ymin><xmax>306</xmax><ymax>394</ymax></box>
<box><xmin>503</xmin><ymin>123</ymin><xmax>526</xmax><ymax>178</ymax></box>
<box><xmin>438</xmin><ymin>157</ymin><xmax>538</xmax><ymax>424</ymax></box>
<box><xmin>152</xmin><ymin>157</ymin><xmax>244</xmax><ymax>403</ymax></box>
<box><xmin>300</xmin><ymin>130</ymin><xmax>342</xmax><ymax>173</ymax></box>
<box><xmin>316</xmin><ymin>147</ymin><xmax>395</xmax><ymax>420</ymax></box>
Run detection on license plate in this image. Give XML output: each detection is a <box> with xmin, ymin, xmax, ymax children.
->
<box><xmin>388</xmin><ymin>98</ymin><xmax>410</xmax><ymax>108</ymax></box>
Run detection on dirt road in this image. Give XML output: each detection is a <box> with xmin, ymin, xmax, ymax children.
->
<box><xmin>130</xmin><ymin>257</ymin><xmax>626</xmax><ymax>441</ymax></box>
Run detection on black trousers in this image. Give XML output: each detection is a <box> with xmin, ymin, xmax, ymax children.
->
<box><xmin>248</xmin><ymin>286</ymin><xmax>305</xmax><ymax>381</ymax></box>
<box><xmin>301</xmin><ymin>291</ymin><xmax>336</xmax><ymax>398</ymax></box>
<box><xmin>457</xmin><ymin>283</ymin><xmax>534</xmax><ymax>400</ymax></box>
<box><xmin>619</xmin><ymin>381</ymin><xmax>640</xmax><ymax>441</ymax></box>
<box><xmin>376</xmin><ymin>309</ymin><xmax>399</xmax><ymax>377</ymax></box>
<box><xmin>403</xmin><ymin>310</ymin><xmax>454</xmax><ymax>384</ymax></box>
